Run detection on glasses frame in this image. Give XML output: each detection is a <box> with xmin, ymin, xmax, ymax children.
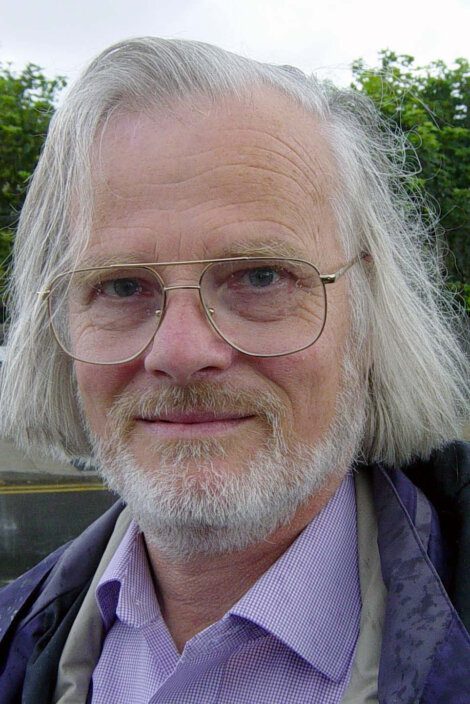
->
<box><xmin>39</xmin><ymin>254</ymin><xmax>366</xmax><ymax>365</ymax></box>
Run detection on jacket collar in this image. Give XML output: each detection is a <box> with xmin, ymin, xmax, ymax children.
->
<box><xmin>373</xmin><ymin>464</ymin><xmax>470</xmax><ymax>702</ymax></box>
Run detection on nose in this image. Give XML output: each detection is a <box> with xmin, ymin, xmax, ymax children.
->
<box><xmin>142</xmin><ymin>288</ymin><xmax>235</xmax><ymax>384</ymax></box>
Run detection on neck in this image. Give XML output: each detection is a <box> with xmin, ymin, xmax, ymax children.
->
<box><xmin>144</xmin><ymin>475</ymin><xmax>342</xmax><ymax>652</ymax></box>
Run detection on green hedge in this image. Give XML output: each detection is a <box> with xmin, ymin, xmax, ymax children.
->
<box><xmin>448</xmin><ymin>282</ymin><xmax>470</xmax><ymax>314</ymax></box>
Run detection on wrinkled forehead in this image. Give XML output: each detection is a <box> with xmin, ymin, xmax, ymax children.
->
<box><xmin>94</xmin><ymin>89</ymin><xmax>335</xmax><ymax>193</ymax></box>
<box><xmin>89</xmin><ymin>89</ymin><xmax>340</xmax><ymax>262</ymax></box>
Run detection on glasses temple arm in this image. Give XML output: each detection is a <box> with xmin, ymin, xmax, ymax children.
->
<box><xmin>37</xmin><ymin>289</ymin><xmax>51</xmax><ymax>301</ymax></box>
<box><xmin>320</xmin><ymin>252</ymin><xmax>369</xmax><ymax>284</ymax></box>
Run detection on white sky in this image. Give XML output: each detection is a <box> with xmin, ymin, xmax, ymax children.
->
<box><xmin>1</xmin><ymin>0</ymin><xmax>469</xmax><ymax>87</ymax></box>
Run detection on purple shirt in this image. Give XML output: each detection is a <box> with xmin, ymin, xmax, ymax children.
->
<box><xmin>91</xmin><ymin>474</ymin><xmax>360</xmax><ymax>703</ymax></box>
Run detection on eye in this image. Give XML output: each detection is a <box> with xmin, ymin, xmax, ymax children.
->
<box><xmin>99</xmin><ymin>277</ymin><xmax>143</xmax><ymax>298</ymax></box>
<box><xmin>228</xmin><ymin>265</ymin><xmax>295</xmax><ymax>292</ymax></box>
<box><xmin>204</xmin><ymin>259</ymin><xmax>312</xmax><ymax>301</ymax></box>
<box><xmin>245</xmin><ymin>268</ymin><xmax>280</xmax><ymax>288</ymax></box>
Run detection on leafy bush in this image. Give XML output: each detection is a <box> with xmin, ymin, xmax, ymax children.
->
<box><xmin>352</xmin><ymin>51</ymin><xmax>470</xmax><ymax>285</ymax></box>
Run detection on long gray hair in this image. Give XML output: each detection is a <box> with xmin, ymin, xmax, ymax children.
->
<box><xmin>1</xmin><ymin>37</ymin><xmax>468</xmax><ymax>466</ymax></box>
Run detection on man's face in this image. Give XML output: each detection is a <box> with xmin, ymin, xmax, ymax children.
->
<box><xmin>75</xmin><ymin>90</ymin><xmax>361</xmax><ymax>555</ymax></box>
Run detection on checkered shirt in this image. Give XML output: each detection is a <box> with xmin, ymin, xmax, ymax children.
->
<box><xmin>92</xmin><ymin>473</ymin><xmax>360</xmax><ymax>703</ymax></box>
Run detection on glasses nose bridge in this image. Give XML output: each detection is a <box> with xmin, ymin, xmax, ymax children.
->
<box><xmin>164</xmin><ymin>283</ymin><xmax>201</xmax><ymax>292</ymax></box>
<box><xmin>160</xmin><ymin>282</ymin><xmax>212</xmax><ymax>320</ymax></box>
<box><xmin>162</xmin><ymin>283</ymin><xmax>204</xmax><ymax>309</ymax></box>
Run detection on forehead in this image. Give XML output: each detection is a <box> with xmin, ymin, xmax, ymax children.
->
<box><xmin>89</xmin><ymin>89</ymin><xmax>339</xmax><ymax>262</ymax></box>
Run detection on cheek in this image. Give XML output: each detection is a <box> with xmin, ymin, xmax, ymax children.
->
<box><xmin>74</xmin><ymin>361</ymin><xmax>138</xmax><ymax>433</ymax></box>
<box><xmin>251</xmin><ymin>299</ymin><xmax>349</xmax><ymax>445</ymax></box>
<box><xmin>255</xmin><ymin>340</ymin><xmax>343</xmax><ymax>414</ymax></box>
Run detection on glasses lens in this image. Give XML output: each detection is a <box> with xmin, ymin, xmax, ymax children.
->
<box><xmin>49</xmin><ymin>267</ymin><xmax>164</xmax><ymax>364</ymax></box>
<box><xmin>201</xmin><ymin>258</ymin><xmax>326</xmax><ymax>355</ymax></box>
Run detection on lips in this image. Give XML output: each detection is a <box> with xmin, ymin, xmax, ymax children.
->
<box><xmin>139</xmin><ymin>412</ymin><xmax>252</xmax><ymax>424</ymax></box>
<box><xmin>135</xmin><ymin>411</ymin><xmax>255</xmax><ymax>438</ymax></box>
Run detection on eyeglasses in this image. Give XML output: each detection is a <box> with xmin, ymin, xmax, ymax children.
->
<box><xmin>39</xmin><ymin>255</ymin><xmax>365</xmax><ymax>365</ymax></box>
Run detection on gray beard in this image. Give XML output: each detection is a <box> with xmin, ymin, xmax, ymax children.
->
<box><xmin>91</xmin><ymin>356</ymin><xmax>366</xmax><ymax>560</ymax></box>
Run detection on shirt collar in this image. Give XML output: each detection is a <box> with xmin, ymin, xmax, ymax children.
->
<box><xmin>228</xmin><ymin>473</ymin><xmax>360</xmax><ymax>681</ymax></box>
<box><xmin>96</xmin><ymin>521</ymin><xmax>160</xmax><ymax>630</ymax></box>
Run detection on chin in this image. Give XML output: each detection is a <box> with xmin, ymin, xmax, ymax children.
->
<box><xmin>95</xmin><ymin>409</ymin><xmax>363</xmax><ymax>560</ymax></box>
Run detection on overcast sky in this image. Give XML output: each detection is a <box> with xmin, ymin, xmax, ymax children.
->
<box><xmin>1</xmin><ymin>0</ymin><xmax>469</xmax><ymax>87</ymax></box>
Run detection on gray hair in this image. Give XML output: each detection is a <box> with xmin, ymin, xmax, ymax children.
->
<box><xmin>1</xmin><ymin>37</ymin><xmax>468</xmax><ymax>466</ymax></box>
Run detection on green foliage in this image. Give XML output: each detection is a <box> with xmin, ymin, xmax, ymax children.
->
<box><xmin>351</xmin><ymin>51</ymin><xmax>470</xmax><ymax>289</ymax></box>
<box><xmin>448</xmin><ymin>282</ymin><xmax>470</xmax><ymax>313</ymax></box>
<box><xmin>0</xmin><ymin>63</ymin><xmax>66</xmax><ymax>302</ymax></box>
<box><xmin>0</xmin><ymin>63</ymin><xmax>66</xmax><ymax>227</ymax></box>
<box><xmin>0</xmin><ymin>228</ymin><xmax>13</xmax><ymax>313</ymax></box>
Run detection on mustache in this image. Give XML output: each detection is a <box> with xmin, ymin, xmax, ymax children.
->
<box><xmin>106</xmin><ymin>382</ymin><xmax>288</xmax><ymax>430</ymax></box>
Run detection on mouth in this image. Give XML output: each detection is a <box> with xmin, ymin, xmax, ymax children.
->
<box><xmin>135</xmin><ymin>412</ymin><xmax>256</xmax><ymax>438</ymax></box>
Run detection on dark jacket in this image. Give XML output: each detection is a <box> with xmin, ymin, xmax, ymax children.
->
<box><xmin>1</xmin><ymin>443</ymin><xmax>470</xmax><ymax>703</ymax></box>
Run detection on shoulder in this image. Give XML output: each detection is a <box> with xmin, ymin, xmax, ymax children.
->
<box><xmin>374</xmin><ymin>441</ymin><xmax>470</xmax><ymax>550</ymax></box>
<box><xmin>370</xmin><ymin>444</ymin><xmax>470</xmax><ymax>702</ymax></box>
<box><xmin>370</xmin><ymin>442</ymin><xmax>470</xmax><ymax>632</ymax></box>
<box><xmin>0</xmin><ymin>500</ymin><xmax>124</xmax><ymax>643</ymax></box>
<box><xmin>403</xmin><ymin>440</ymin><xmax>470</xmax><ymax>496</ymax></box>
<box><xmin>0</xmin><ymin>500</ymin><xmax>125</xmax><ymax>704</ymax></box>
<box><xmin>402</xmin><ymin>440</ymin><xmax>470</xmax><ymax>631</ymax></box>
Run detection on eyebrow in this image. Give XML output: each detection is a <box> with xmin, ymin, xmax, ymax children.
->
<box><xmin>76</xmin><ymin>252</ymin><xmax>157</xmax><ymax>269</ymax></box>
<box><xmin>214</xmin><ymin>238</ymin><xmax>308</xmax><ymax>260</ymax></box>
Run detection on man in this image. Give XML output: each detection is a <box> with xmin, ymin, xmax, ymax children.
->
<box><xmin>0</xmin><ymin>38</ymin><xmax>469</xmax><ymax>703</ymax></box>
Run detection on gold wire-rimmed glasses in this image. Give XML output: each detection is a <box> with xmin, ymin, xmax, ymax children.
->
<box><xmin>38</xmin><ymin>254</ymin><xmax>365</xmax><ymax>365</ymax></box>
